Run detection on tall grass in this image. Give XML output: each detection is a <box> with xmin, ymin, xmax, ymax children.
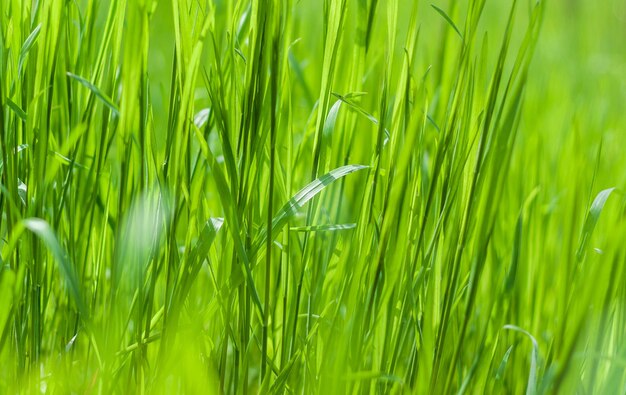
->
<box><xmin>0</xmin><ymin>0</ymin><xmax>625</xmax><ymax>393</ymax></box>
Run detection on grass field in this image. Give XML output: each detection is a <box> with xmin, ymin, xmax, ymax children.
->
<box><xmin>1</xmin><ymin>0</ymin><xmax>625</xmax><ymax>393</ymax></box>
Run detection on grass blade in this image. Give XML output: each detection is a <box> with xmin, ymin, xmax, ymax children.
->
<box><xmin>67</xmin><ymin>72</ymin><xmax>120</xmax><ymax>115</ymax></box>
<box><xmin>6</xmin><ymin>99</ymin><xmax>26</xmax><ymax>122</ymax></box>
<box><xmin>576</xmin><ymin>187</ymin><xmax>616</xmax><ymax>261</ymax></box>
<box><xmin>431</xmin><ymin>4</ymin><xmax>463</xmax><ymax>40</ymax></box>
<box><xmin>18</xmin><ymin>24</ymin><xmax>41</xmax><ymax>74</ymax></box>
<box><xmin>503</xmin><ymin>325</ymin><xmax>540</xmax><ymax>395</ymax></box>
<box><xmin>251</xmin><ymin>164</ymin><xmax>368</xmax><ymax>257</ymax></box>
<box><xmin>23</xmin><ymin>219</ymin><xmax>88</xmax><ymax>318</ymax></box>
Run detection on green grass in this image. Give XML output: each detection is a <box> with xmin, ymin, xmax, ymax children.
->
<box><xmin>0</xmin><ymin>0</ymin><xmax>625</xmax><ymax>393</ymax></box>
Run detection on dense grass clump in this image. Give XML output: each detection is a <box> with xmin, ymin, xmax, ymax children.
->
<box><xmin>0</xmin><ymin>0</ymin><xmax>625</xmax><ymax>393</ymax></box>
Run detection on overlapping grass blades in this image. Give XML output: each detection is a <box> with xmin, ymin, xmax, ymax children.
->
<box><xmin>0</xmin><ymin>0</ymin><xmax>624</xmax><ymax>393</ymax></box>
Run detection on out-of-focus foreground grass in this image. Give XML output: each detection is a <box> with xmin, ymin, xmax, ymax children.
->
<box><xmin>0</xmin><ymin>0</ymin><xmax>625</xmax><ymax>393</ymax></box>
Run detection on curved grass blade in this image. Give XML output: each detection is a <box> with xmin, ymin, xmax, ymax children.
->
<box><xmin>24</xmin><ymin>218</ymin><xmax>88</xmax><ymax>318</ymax></box>
<box><xmin>172</xmin><ymin>218</ymin><xmax>224</xmax><ymax>320</ymax></box>
<box><xmin>290</xmin><ymin>223</ymin><xmax>356</xmax><ymax>232</ymax></box>
<box><xmin>576</xmin><ymin>187</ymin><xmax>616</xmax><ymax>261</ymax></box>
<box><xmin>193</xmin><ymin>108</ymin><xmax>211</xmax><ymax>129</ymax></box>
<box><xmin>18</xmin><ymin>24</ymin><xmax>41</xmax><ymax>74</ymax></box>
<box><xmin>503</xmin><ymin>325</ymin><xmax>539</xmax><ymax>395</ymax></box>
<box><xmin>431</xmin><ymin>4</ymin><xmax>463</xmax><ymax>40</ymax></box>
<box><xmin>188</xmin><ymin>218</ymin><xmax>224</xmax><ymax>264</ymax></box>
<box><xmin>251</xmin><ymin>164</ymin><xmax>368</xmax><ymax>257</ymax></box>
<box><xmin>495</xmin><ymin>345</ymin><xmax>514</xmax><ymax>381</ymax></box>
<box><xmin>323</xmin><ymin>99</ymin><xmax>342</xmax><ymax>139</ymax></box>
<box><xmin>332</xmin><ymin>92</ymin><xmax>390</xmax><ymax>144</ymax></box>
<box><xmin>178</xmin><ymin>218</ymin><xmax>224</xmax><ymax>298</ymax></box>
<box><xmin>6</xmin><ymin>98</ymin><xmax>27</xmax><ymax>121</ymax></box>
<box><xmin>67</xmin><ymin>72</ymin><xmax>120</xmax><ymax>116</ymax></box>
